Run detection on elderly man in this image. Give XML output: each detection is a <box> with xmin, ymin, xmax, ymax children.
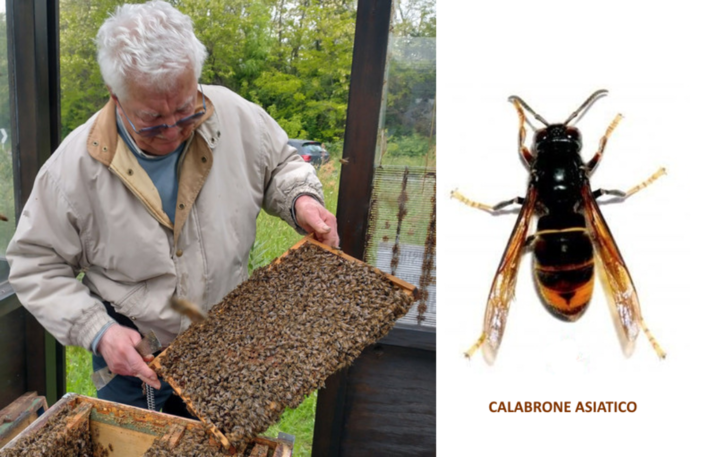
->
<box><xmin>7</xmin><ymin>0</ymin><xmax>338</xmax><ymax>415</ymax></box>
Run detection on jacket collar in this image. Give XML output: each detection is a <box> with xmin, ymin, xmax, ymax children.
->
<box><xmin>85</xmin><ymin>88</ymin><xmax>216</xmax><ymax>242</ymax></box>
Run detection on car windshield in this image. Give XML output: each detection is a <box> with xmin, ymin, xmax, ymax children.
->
<box><xmin>305</xmin><ymin>144</ymin><xmax>324</xmax><ymax>153</ymax></box>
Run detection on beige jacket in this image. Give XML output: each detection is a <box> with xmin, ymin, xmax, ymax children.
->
<box><xmin>7</xmin><ymin>85</ymin><xmax>323</xmax><ymax>349</ymax></box>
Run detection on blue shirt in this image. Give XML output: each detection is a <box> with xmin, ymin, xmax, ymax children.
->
<box><xmin>116</xmin><ymin>111</ymin><xmax>185</xmax><ymax>223</ymax></box>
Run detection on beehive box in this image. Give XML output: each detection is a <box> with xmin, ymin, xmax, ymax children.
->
<box><xmin>0</xmin><ymin>392</ymin><xmax>48</xmax><ymax>449</ymax></box>
<box><xmin>152</xmin><ymin>236</ymin><xmax>417</xmax><ymax>453</ymax></box>
<box><xmin>0</xmin><ymin>394</ymin><xmax>291</xmax><ymax>456</ymax></box>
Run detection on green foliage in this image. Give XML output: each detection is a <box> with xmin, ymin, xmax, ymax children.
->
<box><xmin>0</xmin><ymin>146</ymin><xmax>14</xmax><ymax>258</ymax></box>
<box><xmin>276</xmin><ymin>113</ymin><xmax>308</xmax><ymax>141</ymax></box>
<box><xmin>0</xmin><ymin>14</ymin><xmax>10</xmax><ymax>130</ymax></box>
<box><xmin>393</xmin><ymin>0</ymin><xmax>437</xmax><ymax>37</ymax></box>
<box><xmin>0</xmin><ymin>14</ymin><xmax>13</xmax><ymax>257</ymax></box>
<box><xmin>178</xmin><ymin>0</ymin><xmax>275</xmax><ymax>89</ymax></box>
<box><xmin>385</xmin><ymin>49</ymin><xmax>436</xmax><ymax>139</ymax></box>
<box><xmin>386</xmin><ymin>132</ymin><xmax>432</xmax><ymax>158</ymax></box>
<box><xmin>59</xmin><ymin>0</ymin><xmax>123</xmax><ymax>137</ymax></box>
<box><xmin>59</xmin><ymin>0</ymin><xmax>357</xmax><ymax>145</ymax></box>
<box><xmin>381</xmin><ymin>0</ymin><xmax>436</xmax><ymax>165</ymax></box>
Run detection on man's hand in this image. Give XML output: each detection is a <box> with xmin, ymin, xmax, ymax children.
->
<box><xmin>295</xmin><ymin>195</ymin><xmax>340</xmax><ymax>247</ymax></box>
<box><xmin>97</xmin><ymin>325</ymin><xmax>161</xmax><ymax>389</ymax></box>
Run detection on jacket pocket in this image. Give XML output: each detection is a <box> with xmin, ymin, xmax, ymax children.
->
<box><xmin>112</xmin><ymin>282</ymin><xmax>148</xmax><ymax>320</ymax></box>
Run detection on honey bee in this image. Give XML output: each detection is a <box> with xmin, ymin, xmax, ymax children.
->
<box><xmin>453</xmin><ymin>90</ymin><xmax>666</xmax><ymax>363</ymax></box>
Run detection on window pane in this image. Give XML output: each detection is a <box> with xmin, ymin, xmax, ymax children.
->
<box><xmin>0</xmin><ymin>7</ymin><xmax>13</xmax><ymax>284</ymax></box>
<box><xmin>364</xmin><ymin>0</ymin><xmax>436</xmax><ymax>329</ymax></box>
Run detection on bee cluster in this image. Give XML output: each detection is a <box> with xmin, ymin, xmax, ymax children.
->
<box><xmin>157</xmin><ymin>242</ymin><xmax>414</xmax><ymax>451</ymax></box>
<box><xmin>143</xmin><ymin>427</ymin><xmax>263</xmax><ymax>457</ymax></box>
<box><xmin>0</xmin><ymin>402</ymin><xmax>109</xmax><ymax>457</ymax></box>
<box><xmin>143</xmin><ymin>427</ymin><xmax>218</xmax><ymax>456</ymax></box>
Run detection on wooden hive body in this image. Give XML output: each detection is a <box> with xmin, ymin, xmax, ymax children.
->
<box><xmin>0</xmin><ymin>394</ymin><xmax>291</xmax><ymax>456</ymax></box>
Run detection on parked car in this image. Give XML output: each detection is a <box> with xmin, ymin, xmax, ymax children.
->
<box><xmin>287</xmin><ymin>139</ymin><xmax>330</xmax><ymax>167</ymax></box>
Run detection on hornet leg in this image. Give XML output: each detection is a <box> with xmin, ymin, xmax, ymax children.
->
<box><xmin>641</xmin><ymin>318</ymin><xmax>667</xmax><ymax>360</ymax></box>
<box><xmin>451</xmin><ymin>189</ymin><xmax>524</xmax><ymax>213</ymax></box>
<box><xmin>465</xmin><ymin>334</ymin><xmax>486</xmax><ymax>359</ymax></box>
<box><xmin>510</xmin><ymin>98</ymin><xmax>535</xmax><ymax>164</ymax></box>
<box><xmin>593</xmin><ymin>167</ymin><xmax>666</xmax><ymax>200</ymax></box>
<box><xmin>586</xmin><ymin>113</ymin><xmax>624</xmax><ymax>172</ymax></box>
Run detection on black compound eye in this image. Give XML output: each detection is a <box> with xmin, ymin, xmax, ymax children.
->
<box><xmin>535</xmin><ymin>129</ymin><xmax>549</xmax><ymax>144</ymax></box>
<box><xmin>565</xmin><ymin>127</ymin><xmax>582</xmax><ymax>144</ymax></box>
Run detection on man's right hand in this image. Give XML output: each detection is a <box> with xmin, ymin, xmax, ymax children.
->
<box><xmin>97</xmin><ymin>325</ymin><xmax>161</xmax><ymax>389</ymax></box>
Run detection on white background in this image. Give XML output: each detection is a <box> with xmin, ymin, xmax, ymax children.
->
<box><xmin>437</xmin><ymin>1</ymin><xmax>701</xmax><ymax>455</ymax></box>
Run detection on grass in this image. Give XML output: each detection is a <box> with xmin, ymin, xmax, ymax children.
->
<box><xmin>379</xmin><ymin>140</ymin><xmax>436</xmax><ymax>169</ymax></box>
<box><xmin>262</xmin><ymin>392</ymin><xmax>318</xmax><ymax>456</ymax></box>
<box><xmin>66</xmin><ymin>346</ymin><xmax>97</xmax><ymax>398</ymax></box>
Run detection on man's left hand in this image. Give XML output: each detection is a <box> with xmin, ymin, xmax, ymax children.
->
<box><xmin>295</xmin><ymin>195</ymin><xmax>340</xmax><ymax>247</ymax></box>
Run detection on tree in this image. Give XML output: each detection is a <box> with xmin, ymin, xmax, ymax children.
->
<box><xmin>60</xmin><ymin>0</ymin><xmax>124</xmax><ymax>137</ymax></box>
<box><xmin>383</xmin><ymin>0</ymin><xmax>436</xmax><ymax>157</ymax></box>
<box><xmin>257</xmin><ymin>0</ymin><xmax>355</xmax><ymax>142</ymax></box>
<box><xmin>394</xmin><ymin>0</ymin><xmax>436</xmax><ymax>37</ymax></box>
<box><xmin>59</xmin><ymin>0</ymin><xmax>357</xmax><ymax>145</ymax></box>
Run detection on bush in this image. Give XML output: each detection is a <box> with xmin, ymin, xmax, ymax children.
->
<box><xmin>386</xmin><ymin>133</ymin><xmax>433</xmax><ymax>158</ymax></box>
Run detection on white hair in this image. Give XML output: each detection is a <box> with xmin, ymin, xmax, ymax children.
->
<box><xmin>96</xmin><ymin>0</ymin><xmax>208</xmax><ymax>99</ymax></box>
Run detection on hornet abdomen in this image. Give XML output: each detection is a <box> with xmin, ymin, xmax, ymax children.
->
<box><xmin>533</xmin><ymin>212</ymin><xmax>594</xmax><ymax>321</ymax></box>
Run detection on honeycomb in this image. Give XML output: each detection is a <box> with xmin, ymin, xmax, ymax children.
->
<box><xmin>155</xmin><ymin>242</ymin><xmax>414</xmax><ymax>451</ymax></box>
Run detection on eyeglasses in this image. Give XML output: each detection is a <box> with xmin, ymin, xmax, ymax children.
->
<box><xmin>117</xmin><ymin>85</ymin><xmax>206</xmax><ymax>138</ymax></box>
